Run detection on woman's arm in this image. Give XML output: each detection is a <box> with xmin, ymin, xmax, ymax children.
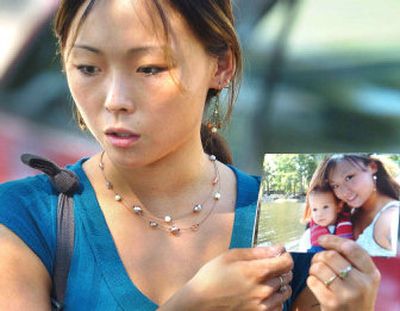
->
<box><xmin>0</xmin><ymin>225</ymin><xmax>52</xmax><ymax>310</ymax></box>
<box><xmin>374</xmin><ymin>205</ymin><xmax>399</xmax><ymax>251</ymax></box>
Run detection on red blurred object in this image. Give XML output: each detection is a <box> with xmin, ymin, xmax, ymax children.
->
<box><xmin>374</xmin><ymin>254</ymin><xmax>400</xmax><ymax>311</ymax></box>
<box><xmin>0</xmin><ymin>112</ymin><xmax>99</xmax><ymax>182</ymax></box>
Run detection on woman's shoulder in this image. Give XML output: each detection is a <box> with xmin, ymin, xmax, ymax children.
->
<box><xmin>0</xmin><ymin>173</ymin><xmax>56</xmax><ymax>203</ymax></box>
<box><xmin>375</xmin><ymin>199</ymin><xmax>400</xmax><ymax>226</ymax></box>
<box><xmin>0</xmin><ymin>158</ymin><xmax>86</xmax><ymax>274</ymax></box>
<box><xmin>0</xmin><ymin>157</ymin><xmax>87</xmax><ymax>200</ymax></box>
<box><xmin>227</xmin><ymin>164</ymin><xmax>260</xmax><ymax>203</ymax></box>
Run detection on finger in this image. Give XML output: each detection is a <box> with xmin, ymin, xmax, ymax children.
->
<box><xmin>312</xmin><ymin>250</ymin><xmax>359</xmax><ymax>282</ymax></box>
<box><xmin>246</xmin><ymin>253</ymin><xmax>294</xmax><ymax>280</ymax></box>
<box><xmin>255</xmin><ymin>271</ymin><xmax>294</xmax><ymax>300</ymax></box>
<box><xmin>226</xmin><ymin>246</ymin><xmax>286</xmax><ymax>262</ymax></box>
<box><xmin>261</xmin><ymin>285</ymin><xmax>292</xmax><ymax>310</ymax></box>
<box><xmin>307</xmin><ymin>274</ymin><xmax>336</xmax><ymax>306</ymax></box>
<box><xmin>318</xmin><ymin>235</ymin><xmax>377</xmax><ymax>274</ymax></box>
<box><xmin>262</xmin><ymin>271</ymin><xmax>293</xmax><ymax>293</ymax></box>
<box><xmin>310</xmin><ymin>261</ymin><xmax>362</xmax><ymax>298</ymax></box>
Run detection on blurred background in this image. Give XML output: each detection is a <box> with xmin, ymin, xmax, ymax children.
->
<box><xmin>1</xmin><ymin>0</ymin><xmax>399</xmax><ymax>308</ymax></box>
<box><xmin>2</xmin><ymin>0</ymin><xmax>400</xmax><ymax>177</ymax></box>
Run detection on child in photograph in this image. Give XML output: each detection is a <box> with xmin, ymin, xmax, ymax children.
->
<box><xmin>299</xmin><ymin>184</ymin><xmax>353</xmax><ymax>252</ymax></box>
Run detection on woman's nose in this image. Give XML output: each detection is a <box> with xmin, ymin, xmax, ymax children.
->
<box><xmin>104</xmin><ymin>74</ymin><xmax>135</xmax><ymax>113</ymax></box>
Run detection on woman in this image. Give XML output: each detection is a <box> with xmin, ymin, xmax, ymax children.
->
<box><xmin>312</xmin><ymin>154</ymin><xmax>400</xmax><ymax>257</ymax></box>
<box><xmin>0</xmin><ymin>1</ymin><xmax>380</xmax><ymax>310</ymax></box>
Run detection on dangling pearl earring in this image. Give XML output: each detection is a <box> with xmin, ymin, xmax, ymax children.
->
<box><xmin>373</xmin><ymin>175</ymin><xmax>377</xmax><ymax>191</ymax></box>
<box><xmin>207</xmin><ymin>81</ymin><xmax>223</xmax><ymax>134</ymax></box>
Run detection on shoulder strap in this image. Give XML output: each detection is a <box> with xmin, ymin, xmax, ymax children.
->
<box><xmin>21</xmin><ymin>154</ymin><xmax>79</xmax><ymax>310</ymax></box>
<box><xmin>371</xmin><ymin>200</ymin><xmax>400</xmax><ymax>226</ymax></box>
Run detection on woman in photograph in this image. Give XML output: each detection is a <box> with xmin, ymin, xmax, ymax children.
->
<box><xmin>313</xmin><ymin>154</ymin><xmax>400</xmax><ymax>257</ymax></box>
<box><xmin>0</xmin><ymin>1</ymin><xmax>380</xmax><ymax>310</ymax></box>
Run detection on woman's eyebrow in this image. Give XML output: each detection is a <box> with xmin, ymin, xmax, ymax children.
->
<box><xmin>72</xmin><ymin>44</ymin><xmax>165</xmax><ymax>55</ymax></box>
<box><xmin>73</xmin><ymin>44</ymin><xmax>101</xmax><ymax>54</ymax></box>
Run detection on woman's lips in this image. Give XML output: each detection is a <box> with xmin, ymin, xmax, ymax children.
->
<box><xmin>105</xmin><ymin>129</ymin><xmax>140</xmax><ymax>148</ymax></box>
<box><xmin>346</xmin><ymin>195</ymin><xmax>357</xmax><ymax>205</ymax></box>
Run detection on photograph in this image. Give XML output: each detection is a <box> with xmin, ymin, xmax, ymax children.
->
<box><xmin>254</xmin><ymin>153</ymin><xmax>400</xmax><ymax>257</ymax></box>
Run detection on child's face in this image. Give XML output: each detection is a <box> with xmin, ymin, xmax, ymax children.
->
<box><xmin>309</xmin><ymin>192</ymin><xmax>339</xmax><ymax>227</ymax></box>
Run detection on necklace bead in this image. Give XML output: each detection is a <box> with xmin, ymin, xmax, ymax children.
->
<box><xmin>115</xmin><ymin>194</ymin><xmax>122</xmax><ymax>201</ymax></box>
<box><xmin>133</xmin><ymin>206</ymin><xmax>143</xmax><ymax>214</ymax></box>
<box><xmin>164</xmin><ymin>215</ymin><xmax>172</xmax><ymax>223</ymax></box>
<box><xmin>193</xmin><ymin>204</ymin><xmax>202</xmax><ymax>213</ymax></box>
<box><xmin>149</xmin><ymin>221</ymin><xmax>158</xmax><ymax>228</ymax></box>
<box><xmin>191</xmin><ymin>224</ymin><xmax>200</xmax><ymax>231</ymax></box>
<box><xmin>169</xmin><ymin>225</ymin><xmax>180</xmax><ymax>235</ymax></box>
<box><xmin>214</xmin><ymin>192</ymin><xmax>221</xmax><ymax>200</ymax></box>
<box><xmin>106</xmin><ymin>181</ymin><xmax>113</xmax><ymax>190</ymax></box>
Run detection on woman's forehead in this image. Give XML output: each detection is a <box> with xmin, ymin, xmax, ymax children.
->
<box><xmin>328</xmin><ymin>159</ymin><xmax>362</xmax><ymax>181</ymax></box>
<box><xmin>66</xmin><ymin>0</ymin><xmax>188</xmax><ymax>55</ymax></box>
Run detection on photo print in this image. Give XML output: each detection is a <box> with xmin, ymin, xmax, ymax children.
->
<box><xmin>253</xmin><ymin>153</ymin><xmax>400</xmax><ymax>257</ymax></box>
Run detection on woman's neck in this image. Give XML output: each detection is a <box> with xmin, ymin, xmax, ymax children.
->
<box><xmin>92</xmin><ymin>139</ymin><xmax>218</xmax><ymax>217</ymax></box>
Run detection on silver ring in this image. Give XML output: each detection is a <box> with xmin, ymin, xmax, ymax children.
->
<box><xmin>278</xmin><ymin>275</ymin><xmax>286</xmax><ymax>292</ymax></box>
<box><xmin>339</xmin><ymin>265</ymin><xmax>353</xmax><ymax>279</ymax></box>
<box><xmin>279</xmin><ymin>284</ymin><xmax>288</xmax><ymax>293</ymax></box>
<box><xmin>323</xmin><ymin>274</ymin><xmax>338</xmax><ymax>287</ymax></box>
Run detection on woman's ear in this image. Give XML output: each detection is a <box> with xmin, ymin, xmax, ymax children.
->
<box><xmin>368</xmin><ymin>161</ymin><xmax>378</xmax><ymax>175</ymax></box>
<box><xmin>210</xmin><ymin>49</ymin><xmax>235</xmax><ymax>89</ymax></box>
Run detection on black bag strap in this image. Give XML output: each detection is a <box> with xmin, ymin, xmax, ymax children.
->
<box><xmin>21</xmin><ymin>154</ymin><xmax>79</xmax><ymax>310</ymax></box>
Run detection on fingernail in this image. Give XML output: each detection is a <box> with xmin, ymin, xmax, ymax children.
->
<box><xmin>270</xmin><ymin>245</ymin><xmax>286</xmax><ymax>257</ymax></box>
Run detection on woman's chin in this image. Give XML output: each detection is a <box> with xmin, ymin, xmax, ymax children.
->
<box><xmin>348</xmin><ymin>202</ymin><xmax>362</xmax><ymax>209</ymax></box>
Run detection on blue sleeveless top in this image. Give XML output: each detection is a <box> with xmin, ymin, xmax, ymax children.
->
<box><xmin>0</xmin><ymin>159</ymin><xmax>310</xmax><ymax>310</ymax></box>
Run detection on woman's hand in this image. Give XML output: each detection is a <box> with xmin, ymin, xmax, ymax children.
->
<box><xmin>307</xmin><ymin>235</ymin><xmax>381</xmax><ymax>311</ymax></box>
<box><xmin>159</xmin><ymin>246</ymin><xmax>293</xmax><ymax>311</ymax></box>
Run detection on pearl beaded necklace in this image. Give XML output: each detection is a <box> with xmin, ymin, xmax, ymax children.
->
<box><xmin>99</xmin><ymin>152</ymin><xmax>221</xmax><ymax>236</ymax></box>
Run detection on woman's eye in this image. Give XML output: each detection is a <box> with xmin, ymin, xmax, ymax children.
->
<box><xmin>137</xmin><ymin>66</ymin><xmax>167</xmax><ymax>76</ymax></box>
<box><xmin>76</xmin><ymin>65</ymin><xmax>100</xmax><ymax>76</ymax></box>
<box><xmin>345</xmin><ymin>175</ymin><xmax>354</xmax><ymax>182</ymax></box>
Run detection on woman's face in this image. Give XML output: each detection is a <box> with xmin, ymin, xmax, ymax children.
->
<box><xmin>64</xmin><ymin>0</ymin><xmax>220</xmax><ymax>168</ymax></box>
<box><xmin>328</xmin><ymin>160</ymin><xmax>377</xmax><ymax>208</ymax></box>
<box><xmin>309</xmin><ymin>192</ymin><xmax>338</xmax><ymax>227</ymax></box>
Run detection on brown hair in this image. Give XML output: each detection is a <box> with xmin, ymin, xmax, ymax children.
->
<box><xmin>312</xmin><ymin>154</ymin><xmax>400</xmax><ymax>202</ymax></box>
<box><xmin>53</xmin><ymin>0</ymin><xmax>242</xmax><ymax>164</ymax></box>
